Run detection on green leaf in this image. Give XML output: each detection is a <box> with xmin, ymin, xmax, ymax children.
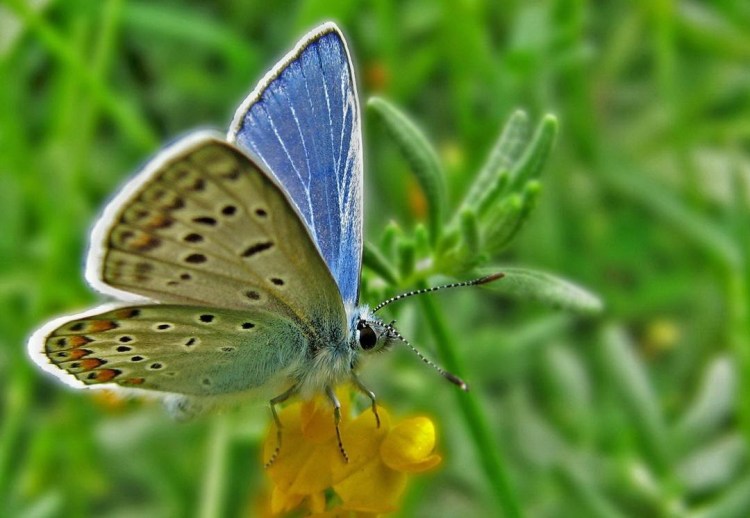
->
<box><xmin>436</xmin><ymin>227</ymin><xmax>460</xmax><ymax>256</ymax></box>
<box><xmin>480</xmin><ymin>266</ymin><xmax>603</xmax><ymax>314</ymax></box>
<box><xmin>601</xmin><ymin>156</ymin><xmax>741</xmax><ymax>269</ymax></box>
<box><xmin>467</xmin><ymin>113</ymin><xmax>555</xmax><ymax>224</ymax></box>
<box><xmin>362</xmin><ymin>242</ymin><xmax>399</xmax><ymax>286</ymax></box>
<box><xmin>463</xmin><ymin>109</ymin><xmax>530</xmax><ymax>208</ymax></box>
<box><xmin>368</xmin><ymin>97</ymin><xmax>445</xmax><ymax>245</ymax></box>
<box><xmin>676</xmin><ymin>434</ymin><xmax>746</xmax><ymax>493</ymax></box>
<box><xmin>482</xmin><ymin>180</ymin><xmax>541</xmax><ymax>253</ymax></box>
<box><xmin>459</xmin><ymin>208</ymin><xmax>480</xmax><ymax>256</ymax></box>
<box><xmin>556</xmin><ymin>464</ymin><xmax>629</xmax><ymax>518</ymax></box>
<box><xmin>673</xmin><ymin>356</ymin><xmax>736</xmax><ymax>452</ymax></box>
<box><xmin>379</xmin><ymin>220</ymin><xmax>402</xmax><ymax>256</ymax></box>
<box><xmin>413</xmin><ymin>223</ymin><xmax>430</xmax><ymax>258</ymax></box>
<box><xmin>510</xmin><ymin>391</ymin><xmax>567</xmax><ymax>466</ymax></box>
<box><xmin>542</xmin><ymin>344</ymin><xmax>593</xmax><ymax>431</ymax></box>
<box><xmin>476</xmin><ymin>171</ymin><xmax>510</xmax><ymax>218</ymax></box>
<box><xmin>507</xmin><ymin>114</ymin><xmax>558</xmax><ymax>192</ymax></box>
<box><xmin>397</xmin><ymin>239</ymin><xmax>416</xmax><ymax>279</ymax></box>
<box><xmin>600</xmin><ymin>325</ymin><xmax>670</xmax><ymax>474</ymax></box>
<box><xmin>691</xmin><ymin>473</ymin><xmax>750</xmax><ymax>518</ymax></box>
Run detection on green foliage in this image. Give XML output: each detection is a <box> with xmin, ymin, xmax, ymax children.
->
<box><xmin>485</xmin><ymin>267</ymin><xmax>603</xmax><ymax>314</ymax></box>
<box><xmin>363</xmin><ymin>99</ymin><xmax>563</xmax><ymax>297</ymax></box>
<box><xmin>368</xmin><ymin>97</ymin><xmax>446</xmax><ymax>246</ymax></box>
<box><xmin>363</xmin><ymin>97</ymin><xmax>583</xmax><ymax>517</ymax></box>
<box><xmin>2</xmin><ymin>1</ymin><xmax>750</xmax><ymax>516</ymax></box>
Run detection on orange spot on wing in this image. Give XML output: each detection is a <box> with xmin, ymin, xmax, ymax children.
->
<box><xmin>146</xmin><ymin>213</ymin><xmax>173</xmax><ymax>229</ymax></box>
<box><xmin>48</xmin><ymin>335</ymin><xmax>93</xmax><ymax>351</ymax></box>
<box><xmin>68</xmin><ymin>335</ymin><xmax>93</xmax><ymax>347</ymax></box>
<box><xmin>80</xmin><ymin>358</ymin><xmax>105</xmax><ymax>370</ymax></box>
<box><xmin>67</xmin><ymin>348</ymin><xmax>92</xmax><ymax>360</ymax></box>
<box><xmin>113</xmin><ymin>308</ymin><xmax>141</xmax><ymax>319</ymax></box>
<box><xmin>123</xmin><ymin>377</ymin><xmax>145</xmax><ymax>385</ymax></box>
<box><xmin>128</xmin><ymin>233</ymin><xmax>160</xmax><ymax>252</ymax></box>
<box><xmin>88</xmin><ymin>320</ymin><xmax>118</xmax><ymax>332</ymax></box>
<box><xmin>94</xmin><ymin>369</ymin><xmax>121</xmax><ymax>382</ymax></box>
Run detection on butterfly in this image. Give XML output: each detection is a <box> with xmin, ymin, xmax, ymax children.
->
<box><xmin>28</xmin><ymin>22</ymin><xmax>499</xmax><ymax>462</ymax></box>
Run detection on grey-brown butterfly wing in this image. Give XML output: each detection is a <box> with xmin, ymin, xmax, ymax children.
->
<box><xmin>33</xmin><ymin>304</ymin><xmax>307</xmax><ymax>396</ymax></box>
<box><xmin>29</xmin><ymin>132</ymin><xmax>348</xmax><ymax>394</ymax></box>
<box><xmin>87</xmin><ymin>132</ymin><xmax>345</xmax><ymax>329</ymax></box>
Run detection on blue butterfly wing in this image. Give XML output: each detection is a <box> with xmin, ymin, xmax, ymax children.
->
<box><xmin>228</xmin><ymin>23</ymin><xmax>363</xmax><ymax>308</ymax></box>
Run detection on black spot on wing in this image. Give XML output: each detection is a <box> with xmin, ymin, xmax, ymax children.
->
<box><xmin>192</xmin><ymin>216</ymin><xmax>217</xmax><ymax>226</ymax></box>
<box><xmin>241</xmin><ymin>241</ymin><xmax>273</xmax><ymax>258</ymax></box>
<box><xmin>185</xmin><ymin>253</ymin><xmax>207</xmax><ymax>264</ymax></box>
<box><xmin>183</xmin><ymin>233</ymin><xmax>204</xmax><ymax>243</ymax></box>
<box><xmin>244</xmin><ymin>290</ymin><xmax>261</xmax><ymax>301</ymax></box>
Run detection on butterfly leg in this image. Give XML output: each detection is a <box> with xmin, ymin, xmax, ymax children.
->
<box><xmin>265</xmin><ymin>384</ymin><xmax>298</xmax><ymax>468</ymax></box>
<box><xmin>351</xmin><ymin>372</ymin><xmax>380</xmax><ymax>428</ymax></box>
<box><xmin>325</xmin><ymin>385</ymin><xmax>349</xmax><ymax>463</ymax></box>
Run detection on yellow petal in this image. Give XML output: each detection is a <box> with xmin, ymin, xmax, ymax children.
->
<box><xmin>308</xmin><ymin>491</ymin><xmax>327</xmax><ymax>513</ymax></box>
<box><xmin>300</xmin><ymin>398</ymin><xmax>338</xmax><ymax>442</ymax></box>
<box><xmin>287</xmin><ymin>438</ymin><xmax>338</xmax><ymax>494</ymax></box>
<box><xmin>270</xmin><ymin>485</ymin><xmax>304</xmax><ymax>514</ymax></box>
<box><xmin>331</xmin><ymin>406</ymin><xmax>390</xmax><ymax>482</ymax></box>
<box><xmin>334</xmin><ymin>458</ymin><xmax>407</xmax><ymax>513</ymax></box>
<box><xmin>263</xmin><ymin>405</ymin><xmax>303</xmax><ymax>481</ymax></box>
<box><xmin>300</xmin><ymin>389</ymin><xmax>352</xmax><ymax>442</ymax></box>
<box><xmin>380</xmin><ymin>416</ymin><xmax>442</xmax><ymax>473</ymax></box>
<box><xmin>264</xmin><ymin>402</ymin><xmax>332</xmax><ymax>492</ymax></box>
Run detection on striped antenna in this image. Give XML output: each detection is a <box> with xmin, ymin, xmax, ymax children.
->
<box><xmin>385</xmin><ymin>323</ymin><xmax>469</xmax><ymax>391</ymax></box>
<box><xmin>373</xmin><ymin>273</ymin><xmax>504</xmax><ymax>313</ymax></box>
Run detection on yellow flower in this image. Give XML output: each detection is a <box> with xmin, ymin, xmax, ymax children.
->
<box><xmin>262</xmin><ymin>388</ymin><xmax>441</xmax><ymax>516</ymax></box>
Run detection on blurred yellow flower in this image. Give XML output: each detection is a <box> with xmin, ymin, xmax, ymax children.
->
<box><xmin>262</xmin><ymin>389</ymin><xmax>441</xmax><ymax>516</ymax></box>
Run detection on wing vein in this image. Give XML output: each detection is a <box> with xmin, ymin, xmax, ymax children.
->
<box><xmin>262</xmin><ymin>105</ymin><xmax>317</xmax><ymax>238</ymax></box>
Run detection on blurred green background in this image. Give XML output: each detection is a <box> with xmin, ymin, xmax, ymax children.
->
<box><xmin>2</xmin><ymin>0</ymin><xmax>750</xmax><ymax>516</ymax></box>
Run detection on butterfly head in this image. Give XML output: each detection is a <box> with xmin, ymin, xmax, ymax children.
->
<box><xmin>350</xmin><ymin>305</ymin><xmax>398</xmax><ymax>357</ymax></box>
<box><xmin>354</xmin><ymin>317</ymin><xmax>397</xmax><ymax>355</ymax></box>
<box><xmin>349</xmin><ymin>274</ymin><xmax>505</xmax><ymax>391</ymax></box>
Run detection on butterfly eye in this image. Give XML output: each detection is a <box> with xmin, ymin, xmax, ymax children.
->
<box><xmin>358</xmin><ymin>324</ymin><xmax>378</xmax><ymax>350</ymax></box>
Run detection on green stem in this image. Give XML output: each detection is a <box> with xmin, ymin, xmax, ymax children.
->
<box><xmin>199</xmin><ymin>415</ymin><xmax>230</xmax><ymax>518</ymax></box>
<box><xmin>417</xmin><ymin>288</ymin><xmax>522</xmax><ymax>517</ymax></box>
<box><xmin>726</xmin><ymin>267</ymin><xmax>750</xmax><ymax>441</ymax></box>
